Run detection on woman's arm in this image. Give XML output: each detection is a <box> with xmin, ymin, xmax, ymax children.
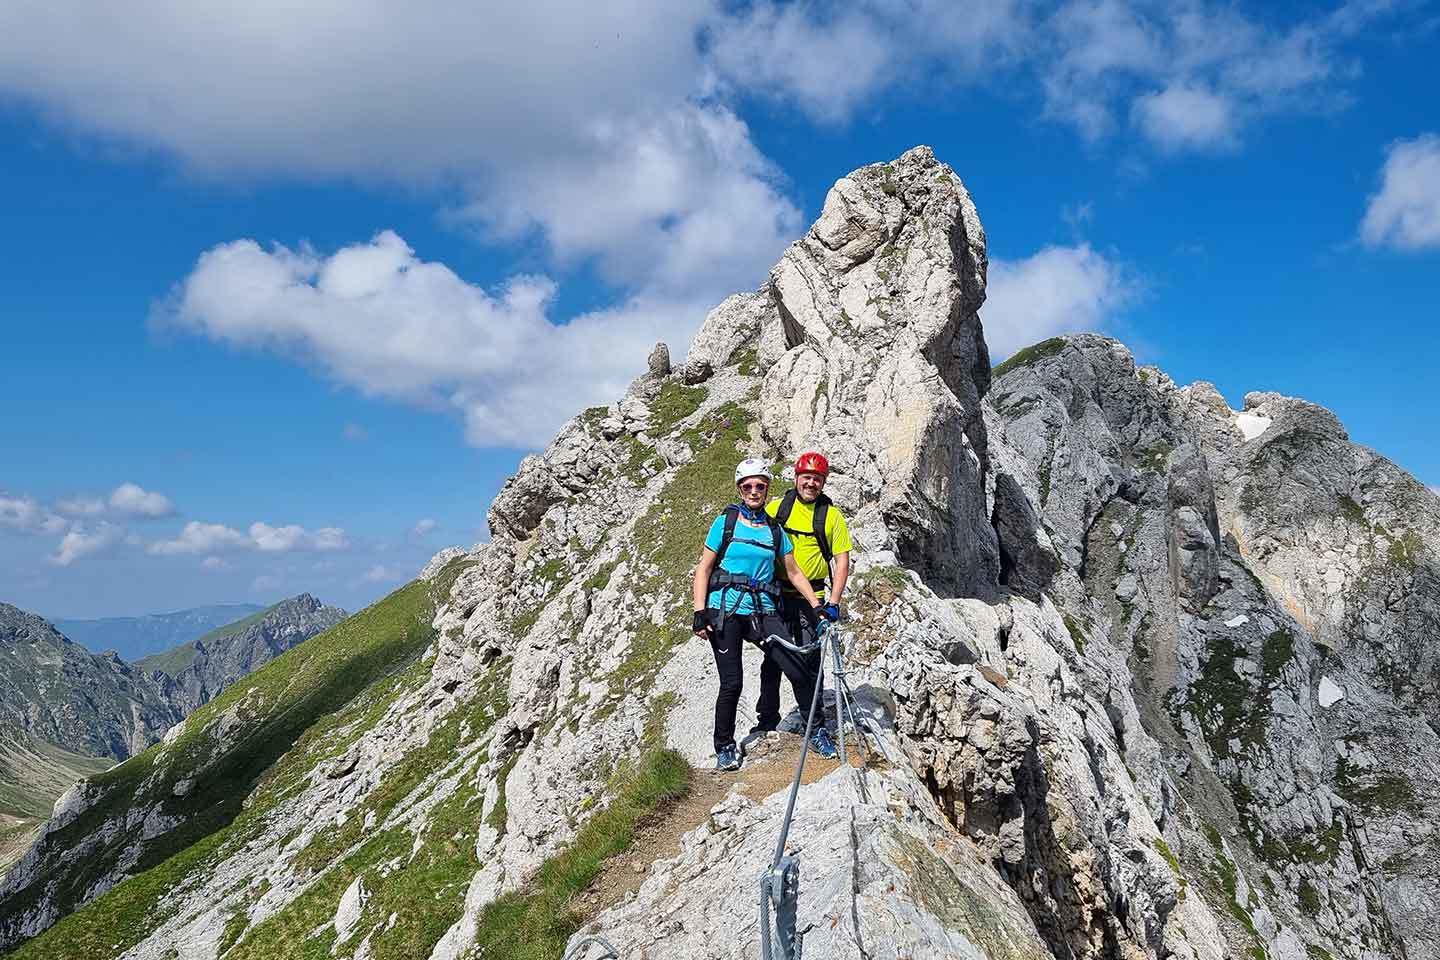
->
<box><xmin>783</xmin><ymin>553</ymin><xmax>821</xmax><ymax>608</ymax></box>
<box><xmin>692</xmin><ymin>548</ymin><xmax>717</xmax><ymax>634</ymax></box>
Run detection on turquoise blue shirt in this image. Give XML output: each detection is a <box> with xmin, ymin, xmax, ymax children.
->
<box><xmin>704</xmin><ymin>513</ymin><xmax>793</xmax><ymax>614</ymax></box>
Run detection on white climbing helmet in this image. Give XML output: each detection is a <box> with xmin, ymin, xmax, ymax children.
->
<box><xmin>734</xmin><ymin>457</ymin><xmax>771</xmax><ymax>486</ymax></box>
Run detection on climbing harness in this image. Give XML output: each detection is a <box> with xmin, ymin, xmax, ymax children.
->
<box><xmin>709</xmin><ymin>504</ymin><xmax>786</xmax><ymax>631</ymax></box>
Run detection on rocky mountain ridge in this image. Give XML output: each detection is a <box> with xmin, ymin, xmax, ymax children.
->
<box><xmin>55</xmin><ymin>604</ymin><xmax>267</xmax><ymax>662</ymax></box>
<box><xmin>140</xmin><ymin>594</ymin><xmax>348</xmax><ymax>715</ymax></box>
<box><xmin>1</xmin><ymin>146</ymin><xmax>1434</xmax><ymax>960</ymax></box>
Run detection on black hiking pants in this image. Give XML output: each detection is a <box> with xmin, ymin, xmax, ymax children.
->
<box><xmin>752</xmin><ymin>599</ymin><xmax>824</xmax><ymax>735</ymax></box>
<box><xmin>708</xmin><ymin>610</ymin><xmax>818</xmax><ymax>754</ymax></box>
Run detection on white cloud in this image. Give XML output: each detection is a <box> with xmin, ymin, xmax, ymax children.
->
<box><xmin>54</xmin><ymin>496</ymin><xmax>106</xmax><ymax>517</ymax></box>
<box><xmin>1360</xmin><ymin>134</ymin><xmax>1440</xmax><ymax>251</ymax></box>
<box><xmin>249</xmin><ymin>522</ymin><xmax>349</xmax><ymax>553</ymax></box>
<box><xmin>0</xmin><ymin>3</ymin><xmax>794</xmax><ymax>305</ymax></box>
<box><xmin>159</xmin><ymin>231</ymin><xmax>788</xmax><ymax>447</ymax></box>
<box><xmin>410</xmin><ymin>519</ymin><xmax>439</xmax><ymax>541</ymax></box>
<box><xmin>108</xmin><ymin>482</ymin><xmax>174</xmax><ymax>518</ymax></box>
<box><xmin>706</xmin><ymin>1</ymin><xmax>1027</xmax><ymax>124</ymax></box>
<box><xmin>0</xmin><ymin>496</ymin><xmax>63</xmax><ymax>534</ymax></box>
<box><xmin>0</xmin><ymin>494</ymin><xmax>67</xmax><ymax>534</ymax></box>
<box><xmin>982</xmin><ymin>244</ymin><xmax>1136</xmax><ymax>358</ymax></box>
<box><xmin>1132</xmin><ymin>84</ymin><xmax>1237</xmax><ymax>152</ymax></box>
<box><xmin>150</xmin><ymin>520</ymin><xmax>349</xmax><ymax>555</ymax></box>
<box><xmin>1038</xmin><ymin>0</ymin><xmax>1385</xmax><ymax>151</ymax></box>
<box><xmin>50</xmin><ymin>522</ymin><xmax>123</xmax><ymax>566</ymax></box>
<box><xmin>200</xmin><ymin>556</ymin><xmax>228</xmax><ymax>571</ymax></box>
<box><xmin>149</xmin><ymin>521</ymin><xmax>251</xmax><ymax>556</ymax></box>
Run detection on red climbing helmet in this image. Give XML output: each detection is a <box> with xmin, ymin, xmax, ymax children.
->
<box><xmin>794</xmin><ymin>451</ymin><xmax>830</xmax><ymax>479</ymax></box>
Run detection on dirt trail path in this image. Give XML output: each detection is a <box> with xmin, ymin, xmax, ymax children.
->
<box><xmin>577</xmin><ymin>732</ymin><xmax>869</xmax><ymax>916</ymax></box>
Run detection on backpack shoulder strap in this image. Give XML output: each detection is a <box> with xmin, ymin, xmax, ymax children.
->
<box><xmin>775</xmin><ymin>489</ymin><xmax>797</xmax><ymax>526</ymax></box>
<box><xmin>713</xmin><ymin>506</ymin><xmax>740</xmax><ymax>569</ymax></box>
<box><xmin>767</xmin><ymin>513</ymin><xmax>784</xmax><ymax>566</ymax></box>
<box><xmin>813</xmin><ymin>494</ymin><xmax>833</xmax><ymax>564</ymax></box>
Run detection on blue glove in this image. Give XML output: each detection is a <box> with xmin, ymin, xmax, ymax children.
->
<box><xmin>815</xmin><ymin>603</ymin><xmax>841</xmax><ymax>622</ymax></box>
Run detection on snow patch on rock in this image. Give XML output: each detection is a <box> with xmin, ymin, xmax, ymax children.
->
<box><xmin>1318</xmin><ymin>676</ymin><xmax>1345</xmax><ymax>708</ymax></box>
<box><xmin>1234</xmin><ymin>412</ymin><xmax>1272</xmax><ymax>441</ymax></box>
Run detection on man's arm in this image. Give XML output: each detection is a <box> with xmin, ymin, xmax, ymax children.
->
<box><xmin>829</xmin><ymin>551</ymin><xmax>850</xmax><ymax>603</ymax></box>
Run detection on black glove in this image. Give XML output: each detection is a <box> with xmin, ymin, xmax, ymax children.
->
<box><xmin>692</xmin><ymin>610</ymin><xmax>712</xmax><ymax>634</ymax></box>
<box><xmin>813</xmin><ymin>603</ymin><xmax>840</xmax><ymax>622</ymax></box>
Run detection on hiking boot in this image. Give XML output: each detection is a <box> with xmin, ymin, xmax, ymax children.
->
<box><xmin>808</xmin><ymin>724</ymin><xmax>838</xmax><ymax>760</ymax></box>
<box><xmin>715</xmin><ymin>744</ymin><xmax>741</xmax><ymax>771</ymax></box>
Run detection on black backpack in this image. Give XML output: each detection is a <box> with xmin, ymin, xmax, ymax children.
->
<box><xmin>774</xmin><ymin>489</ymin><xmax>832</xmax><ymax>564</ymax></box>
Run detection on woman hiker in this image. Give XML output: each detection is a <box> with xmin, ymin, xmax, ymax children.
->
<box><xmin>691</xmin><ymin>457</ymin><xmax>839</xmax><ymax>770</ymax></box>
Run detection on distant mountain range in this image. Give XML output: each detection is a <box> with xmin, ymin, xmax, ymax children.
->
<box><xmin>0</xmin><ymin>595</ymin><xmax>345</xmax><ymax>871</ymax></box>
<box><xmin>53</xmin><ymin>602</ymin><xmax>267</xmax><ymax>661</ymax></box>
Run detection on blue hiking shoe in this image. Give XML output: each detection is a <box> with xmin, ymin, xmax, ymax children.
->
<box><xmin>715</xmin><ymin>744</ymin><xmax>741</xmax><ymax>771</ymax></box>
<box><xmin>808</xmin><ymin>724</ymin><xmax>838</xmax><ymax>760</ymax></box>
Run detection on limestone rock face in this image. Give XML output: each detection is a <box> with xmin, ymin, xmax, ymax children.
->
<box><xmin>1167</xmin><ymin>444</ymin><xmax>1221</xmax><ymax>613</ymax></box>
<box><xmin>3</xmin><ymin>148</ymin><xmax>1433</xmax><ymax>960</ymax></box>
<box><xmin>761</xmin><ymin>146</ymin><xmax>998</xmax><ymax>597</ymax></box>
<box><xmin>986</xmin><ymin>334</ymin><xmax>1439</xmax><ymax>960</ymax></box>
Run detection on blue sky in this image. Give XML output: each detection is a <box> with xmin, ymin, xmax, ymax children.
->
<box><xmin>2</xmin><ymin>0</ymin><xmax>1438</xmax><ymax>620</ymax></box>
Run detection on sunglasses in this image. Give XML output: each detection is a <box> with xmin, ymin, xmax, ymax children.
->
<box><xmin>739</xmin><ymin>481</ymin><xmax>769</xmax><ymax>493</ymax></box>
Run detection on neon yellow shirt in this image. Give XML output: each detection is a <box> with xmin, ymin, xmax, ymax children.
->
<box><xmin>766</xmin><ymin>494</ymin><xmax>852</xmax><ymax>596</ymax></box>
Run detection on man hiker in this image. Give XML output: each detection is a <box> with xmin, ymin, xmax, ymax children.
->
<box><xmin>751</xmin><ymin>451</ymin><xmax>852</xmax><ymax>758</ymax></box>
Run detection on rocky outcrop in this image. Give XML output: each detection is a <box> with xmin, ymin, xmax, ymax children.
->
<box><xmin>761</xmin><ymin>147</ymin><xmax>998</xmax><ymax>597</ymax></box>
<box><xmin>3</xmin><ymin>146</ymin><xmax>1434</xmax><ymax>960</ymax></box>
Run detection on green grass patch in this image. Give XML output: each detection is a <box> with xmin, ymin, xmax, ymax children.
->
<box><xmin>727</xmin><ymin>346</ymin><xmax>760</xmax><ymax>377</ymax></box>
<box><xmin>1136</xmin><ymin>442</ymin><xmax>1173</xmax><ymax>475</ymax></box>
<box><xmin>471</xmin><ymin>748</ymin><xmax>691</xmax><ymax>960</ymax></box>
<box><xmin>1337</xmin><ymin>495</ymin><xmax>1366</xmax><ymax>525</ymax></box>
<box><xmin>582</xmin><ymin>560</ymin><xmax>619</xmax><ymax>594</ymax></box>
<box><xmin>1261</xmin><ymin>629</ymin><xmax>1294</xmax><ymax>684</ymax></box>
<box><xmin>1063</xmin><ymin>615</ymin><xmax>1088</xmax><ymax>656</ymax></box>
<box><xmin>648</xmin><ymin>382</ymin><xmax>706</xmax><ymax>435</ymax></box>
<box><xmin>1297</xmin><ymin>878</ymin><xmax>1321</xmax><ymax>915</ymax></box>
<box><xmin>993</xmin><ymin>337</ymin><xmax>1066</xmax><ymax>379</ymax></box>
<box><xmin>1184</xmin><ymin>633</ymin><xmax>1270</xmax><ymax>759</ymax></box>
<box><xmin>1154</xmin><ymin>837</ymin><xmax>1187</xmax><ymax>901</ymax></box>
<box><xmin>1288</xmin><ymin>818</ymin><xmax>1344</xmax><ymax>865</ymax></box>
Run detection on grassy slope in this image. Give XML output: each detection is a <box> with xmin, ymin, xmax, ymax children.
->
<box><xmin>0</xmin><ymin>730</ymin><xmax>114</xmax><ymax>875</ymax></box>
<box><xmin>132</xmin><ymin>602</ymin><xmax>281</xmax><ymax>676</ymax></box>
<box><xmin>3</xmin><ymin>570</ymin><xmax>462</xmax><ymax>960</ymax></box>
<box><xmin>0</xmin><ymin>726</ymin><xmax>114</xmax><ymax>821</ymax></box>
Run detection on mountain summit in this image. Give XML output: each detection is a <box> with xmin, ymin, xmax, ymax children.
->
<box><xmin>2</xmin><ymin>146</ymin><xmax>1435</xmax><ymax>960</ymax></box>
